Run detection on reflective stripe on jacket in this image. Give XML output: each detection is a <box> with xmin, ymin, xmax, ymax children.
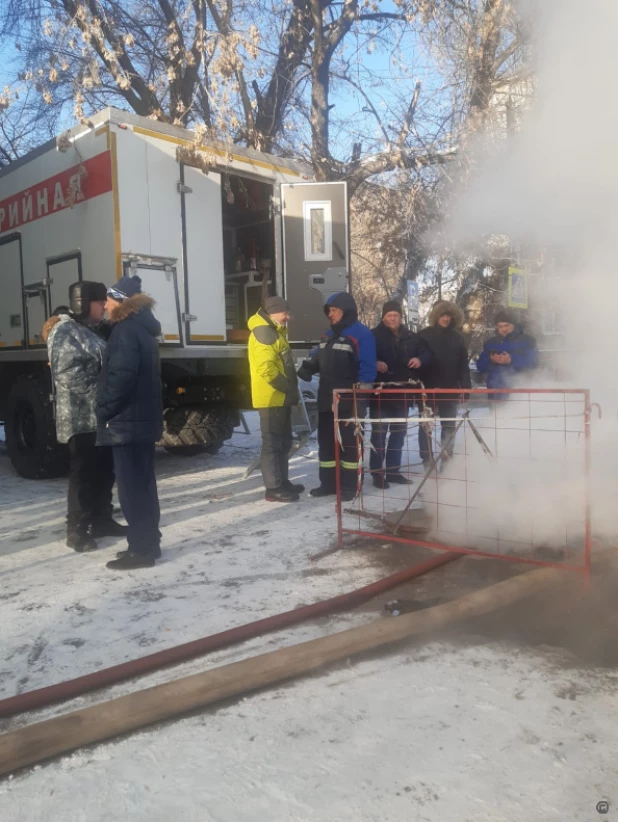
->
<box><xmin>248</xmin><ymin>308</ymin><xmax>299</xmax><ymax>408</ymax></box>
<box><xmin>300</xmin><ymin>321</ymin><xmax>377</xmax><ymax>412</ymax></box>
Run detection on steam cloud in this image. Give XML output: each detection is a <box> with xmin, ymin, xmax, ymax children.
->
<box><xmin>429</xmin><ymin>0</ymin><xmax>618</xmax><ymax>548</ymax></box>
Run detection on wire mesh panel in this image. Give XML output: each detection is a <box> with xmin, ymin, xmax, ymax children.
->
<box><xmin>333</xmin><ymin>387</ymin><xmax>592</xmax><ymax>578</ymax></box>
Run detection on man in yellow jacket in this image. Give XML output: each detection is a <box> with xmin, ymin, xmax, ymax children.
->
<box><xmin>248</xmin><ymin>296</ymin><xmax>301</xmax><ymax>502</ymax></box>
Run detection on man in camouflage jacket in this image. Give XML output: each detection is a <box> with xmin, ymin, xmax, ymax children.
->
<box><xmin>42</xmin><ymin>281</ymin><xmax>126</xmax><ymax>552</ymax></box>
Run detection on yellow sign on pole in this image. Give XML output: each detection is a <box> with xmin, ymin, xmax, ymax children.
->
<box><xmin>508</xmin><ymin>266</ymin><xmax>528</xmax><ymax>309</ymax></box>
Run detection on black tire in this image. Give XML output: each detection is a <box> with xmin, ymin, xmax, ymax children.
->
<box><xmin>5</xmin><ymin>374</ymin><xmax>69</xmax><ymax>479</ymax></box>
<box><xmin>163</xmin><ymin>444</ymin><xmax>208</xmax><ymax>457</ymax></box>
<box><xmin>161</xmin><ymin>406</ymin><xmax>236</xmax><ymax>456</ymax></box>
<box><xmin>162</xmin><ymin>443</ymin><xmax>222</xmax><ymax>456</ymax></box>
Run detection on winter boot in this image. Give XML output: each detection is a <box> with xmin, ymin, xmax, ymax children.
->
<box><xmin>106</xmin><ymin>552</ymin><xmax>155</xmax><ymax>570</ymax></box>
<box><xmin>309</xmin><ymin>486</ymin><xmax>336</xmax><ymax>498</ymax></box>
<box><xmin>116</xmin><ymin>545</ymin><xmax>162</xmax><ymax>560</ymax></box>
<box><xmin>340</xmin><ymin>489</ymin><xmax>357</xmax><ymax>502</ymax></box>
<box><xmin>386</xmin><ymin>473</ymin><xmax>412</xmax><ymax>485</ymax></box>
<box><xmin>67</xmin><ymin>527</ymin><xmax>98</xmax><ymax>553</ymax></box>
<box><xmin>283</xmin><ymin>480</ymin><xmax>305</xmax><ymax>494</ymax></box>
<box><xmin>264</xmin><ymin>487</ymin><xmax>300</xmax><ymax>503</ymax></box>
<box><xmin>91</xmin><ymin>518</ymin><xmax>129</xmax><ymax>539</ymax></box>
<box><xmin>372</xmin><ymin>474</ymin><xmax>390</xmax><ymax>489</ymax></box>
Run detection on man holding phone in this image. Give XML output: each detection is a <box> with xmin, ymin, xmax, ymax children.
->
<box><xmin>477</xmin><ymin>309</ymin><xmax>539</xmax><ymax>398</ymax></box>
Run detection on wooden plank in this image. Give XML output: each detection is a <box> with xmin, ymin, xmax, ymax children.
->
<box><xmin>0</xmin><ymin>566</ymin><xmax>576</xmax><ymax>777</ymax></box>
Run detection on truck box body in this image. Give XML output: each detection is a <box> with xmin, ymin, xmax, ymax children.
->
<box><xmin>0</xmin><ymin>108</ymin><xmax>350</xmax><ymax>478</ymax></box>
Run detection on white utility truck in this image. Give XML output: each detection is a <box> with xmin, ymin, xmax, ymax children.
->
<box><xmin>0</xmin><ymin>107</ymin><xmax>349</xmax><ymax>478</ymax></box>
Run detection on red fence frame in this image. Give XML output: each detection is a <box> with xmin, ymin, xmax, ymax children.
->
<box><xmin>333</xmin><ymin>387</ymin><xmax>592</xmax><ymax>581</ymax></box>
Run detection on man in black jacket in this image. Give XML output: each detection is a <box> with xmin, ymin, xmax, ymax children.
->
<box><xmin>370</xmin><ymin>300</ymin><xmax>430</xmax><ymax>488</ymax></box>
<box><xmin>96</xmin><ymin>275</ymin><xmax>163</xmax><ymax>570</ymax></box>
<box><xmin>297</xmin><ymin>292</ymin><xmax>377</xmax><ymax>501</ymax></box>
<box><xmin>418</xmin><ymin>300</ymin><xmax>471</xmax><ymax>465</ymax></box>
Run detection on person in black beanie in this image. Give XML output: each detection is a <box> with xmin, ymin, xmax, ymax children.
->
<box><xmin>42</xmin><ymin>281</ymin><xmax>127</xmax><ymax>552</ymax></box>
<box><xmin>96</xmin><ymin>275</ymin><xmax>164</xmax><ymax>570</ymax></box>
<box><xmin>370</xmin><ymin>300</ymin><xmax>430</xmax><ymax>488</ymax></box>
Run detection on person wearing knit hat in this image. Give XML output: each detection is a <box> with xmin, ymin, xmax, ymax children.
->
<box><xmin>247</xmin><ymin>296</ymin><xmax>301</xmax><ymax>503</ymax></box>
<box><xmin>381</xmin><ymin>299</ymin><xmax>403</xmax><ymax>318</ymax></box>
<box><xmin>477</xmin><ymin>307</ymin><xmax>539</xmax><ymax>398</ymax></box>
<box><xmin>41</xmin><ymin>282</ymin><xmax>127</xmax><ymax>553</ymax></box>
<box><xmin>97</xmin><ymin>276</ymin><xmax>164</xmax><ymax>570</ymax></box>
<box><xmin>369</xmin><ymin>299</ymin><xmax>431</xmax><ymax>488</ymax></box>
<box><xmin>106</xmin><ymin>274</ymin><xmax>143</xmax><ymax>303</ymax></box>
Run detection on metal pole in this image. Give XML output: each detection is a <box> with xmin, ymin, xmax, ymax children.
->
<box><xmin>583</xmin><ymin>390</ymin><xmax>592</xmax><ymax>587</ymax></box>
<box><xmin>334</xmin><ymin>392</ymin><xmax>343</xmax><ymax>549</ymax></box>
<box><xmin>391</xmin><ymin>411</ymin><xmax>469</xmax><ymax>535</ymax></box>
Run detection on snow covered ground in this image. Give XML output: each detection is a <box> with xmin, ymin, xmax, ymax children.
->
<box><xmin>1</xmin><ymin>416</ymin><xmax>617</xmax><ymax>821</ymax></box>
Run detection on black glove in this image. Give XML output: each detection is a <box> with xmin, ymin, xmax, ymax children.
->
<box><xmin>297</xmin><ymin>361</ymin><xmax>314</xmax><ymax>383</ymax></box>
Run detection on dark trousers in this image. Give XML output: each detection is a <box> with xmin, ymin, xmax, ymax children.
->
<box><xmin>318</xmin><ymin>410</ymin><xmax>362</xmax><ymax>493</ymax></box>
<box><xmin>67</xmin><ymin>433</ymin><xmax>114</xmax><ymax>531</ymax></box>
<box><xmin>418</xmin><ymin>400</ymin><xmax>458</xmax><ymax>463</ymax></box>
<box><xmin>259</xmin><ymin>406</ymin><xmax>293</xmax><ymax>491</ymax></box>
<box><xmin>370</xmin><ymin>401</ymin><xmax>408</xmax><ymax>477</ymax></box>
<box><xmin>112</xmin><ymin>443</ymin><xmax>160</xmax><ymax>556</ymax></box>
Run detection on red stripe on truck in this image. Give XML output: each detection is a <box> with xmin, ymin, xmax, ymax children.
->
<box><xmin>0</xmin><ymin>150</ymin><xmax>112</xmax><ymax>234</ymax></box>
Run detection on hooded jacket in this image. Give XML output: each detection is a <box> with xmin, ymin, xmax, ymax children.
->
<box><xmin>297</xmin><ymin>292</ymin><xmax>377</xmax><ymax>412</ymax></box>
<box><xmin>248</xmin><ymin>308</ymin><xmax>299</xmax><ymax>408</ymax></box>
<box><xmin>477</xmin><ymin>326</ymin><xmax>539</xmax><ymax>392</ymax></box>
<box><xmin>96</xmin><ymin>294</ymin><xmax>163</xmax><ymax>446</ymax></box>
<box><xmin>419</xmin><ymin>301</ymin><xmax>471</xmax><ymax>394</ymax></box>
<box><xmin>42</xmin><ymin>312</ymin><xmax>107</xmax><ymax>444</ymax></box>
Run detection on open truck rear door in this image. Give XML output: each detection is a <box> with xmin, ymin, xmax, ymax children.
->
<box><xmin>281</xmin><ymin>181</ymin><xmax>349</xmax><ymax>343</ymax></box>
<box><xmin>124</xmin><ymin>258</ymin><xmax>182</xmax><ymax>345</ymax></box>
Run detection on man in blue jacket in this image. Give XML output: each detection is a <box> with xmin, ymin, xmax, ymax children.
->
<box><xmin>298</xmin><ymin>292</ymin><xmax>376</xmax><ymax>501</ymax></box>
<box><xmin>477</xmin><ymin>309</ymin><xmax>539</xmax><ymax>398</ymax></box>
<box><xmin>96</xmin><ymin>275</ymin><xmax>163</xmax><ymax>570</ymax></box>
<box><xmin>370</xmin><ymin>300</ymin><xmax>430</xmax><ymax>488</ymax></box>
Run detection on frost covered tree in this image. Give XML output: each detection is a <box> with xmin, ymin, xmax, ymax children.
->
<box><xmin>0</xmin><ymin>0</ymin><xmax>459</xmax><ymax>192</ymax></box>
<box><xmin>0</xmin><ymin>0</ymin><xmax>532</xmax><ymax>334</ymax></box>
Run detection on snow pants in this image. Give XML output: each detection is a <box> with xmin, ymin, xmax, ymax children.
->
<box><xmin>369</xmin><ymin>400</ymin><xmax>408</xmax><ymax>478</ymax></box>
<box><xmin>318</xmin><ymin>410</ymin><xmax>362</xmax><ymax>494</ymax></box>
<box><xmin>112</xmin><ymin>443</ymin><xmax>161</xmax><ymax>556</ymax></box>
<box><xmin>67</xmin><ymin>432</ymin><xmax>114</xmax><ymax>532</ymax></box>
<box><xmin>259</xmin><ymin>406</ymin><xmax>293</xmax><ymax>491</ymax></box>
<box><xmin>418</xmin><ymin>400</ymin><xmax>458</xmax><ymax>463</ymax></box>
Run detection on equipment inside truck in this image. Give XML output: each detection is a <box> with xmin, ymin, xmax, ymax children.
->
<box><xmin>221</xmin><ymin>174</ymin><xmax>274</xmax><ymax>341</ymax></box>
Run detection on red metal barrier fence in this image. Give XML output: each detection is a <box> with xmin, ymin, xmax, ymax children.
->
<box><xmin>333</xmin><ymin>387</ymin><xmax>592</xmax><ymax>580</ymax></box>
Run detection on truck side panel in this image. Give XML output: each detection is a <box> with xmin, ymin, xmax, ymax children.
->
<box><xmin>115</xmin><ymin>127</ymin><xmax>227</xmax><ymax>343</ymax></box>
<box><xmin>0</xmin><ymin>235</ymin><xmax>24</xmax><ymax>349</ymax></box>
<box><xmin>114</xmin><ymin>128</ymin><xmax>151</xmax><ymax>257</ymax></box>
<box><xmin>0</xmin><ymin>128</ymin><xmax>116</xmax><ymax>347</ymax></box>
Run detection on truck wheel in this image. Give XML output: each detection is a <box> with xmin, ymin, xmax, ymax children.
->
<box><xmin>161</xmin><ymin>406</ymin><xmax>236</xmax><ymax>456</ymax></box>
<box><xmin>164</xmin><ymin>444</ymin><xmax>208</xmax><ymax>457</ymax></box>
<box><xmin>5</xmin><ymin>374</ymin><xmax>69</xmax><ymax>479</ymax></box>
